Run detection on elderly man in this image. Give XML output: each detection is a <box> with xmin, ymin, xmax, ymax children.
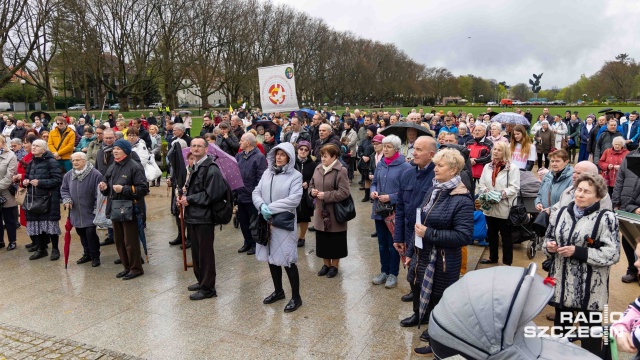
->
<box><xmin>9</xmin><ymin>120</ymin><xmax>26</xmax><ymax>140</ymax></box>
<box><xmin>440</xmin><ymin>116</ymin><xmax>458</xmax><ymax>135</ymax></box>
<box><xmin>400</xmin><ymin>128</ymin><xmax>419</xmax><ymax>161</ymax></box>
<box><xmin>177</xmin><ymin>137</ymin><xmax>228</xmax><ymax>300</ymax></box>
<box><xmin>312</xmin><ymin>123</ymin><xmax>341</xmax><ymax>157</ymax></box>
<box><xmin>61</xmin><ymin>152</ymin><xmax>105</xmax><ymax>267</ymax></box>
<box><xmin>393</xmin><ymin>136</ymin><xmax>437</xmax><ymax>317</ymax></box>
<box><xmin>172</xmin><ymin>123</ymin><xmax>192</xmax><ymax>147</ymax></box>
<box><xmin>200</xmin><ymin>115</ymin><xmax>215</xmax><ymax>137</ymax></box>
<box><xmin>235</xmin><ymin>133</ymin><xmax>267</xmax><ymax>255</ymax></box>
<box><xmin>389</xmin><ymin>115</ymin><xmax>398</xmax><ymax>125</ymax></box>
<box><xmin>406</xmin><ymin>113</ymin><xmax>421</xmax><ymax>124</ymax></box>
<box><xmin>10</xmin><ymin>138</ymin><xmax>27</xmax><ymax>161</ymax></box>
<box><xmin>230</xmin><ymin>115</ymin><xmax>245</xmax><ymax>140</ymax></box>
<box><xmin>48</xmin><ymin>116</ymin><xmax>76</xmax><ymax>173</ymax></box>
<box><xmin>466</xmin><ymin>123</ymin><xmax>493</xmax><ymax>181</ymax></box>
<box><xmin>215</xmin><ymin>122</ymin><xmax>240</xmax><ymax>156</ymax></box>
<box><xmin>283</xmin><ymin>117</ymin><xmax>310</xmax><ymax>144</ymax></box>
<box><xmin>594</xmin><ymin>119</ymin><xmax>623</xmax><ymax>164</ymax></box>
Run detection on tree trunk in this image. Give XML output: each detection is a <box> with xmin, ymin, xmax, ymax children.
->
<box><xmin>200</xmin><ymin>94</ymin><xmax>210</xmax><ymax>109</ymax></box>
<box><xmin>119</xmin><ymin>95</ymin><xmax>129</xmax><ymax>112</ymax></box>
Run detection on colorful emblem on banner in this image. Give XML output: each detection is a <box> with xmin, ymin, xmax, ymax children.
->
<box><xmin>285</xmin><ymin>67</ymin><xmax>294</xmax><ymax>79</ymax></box>
<box><xmin>268</xmin><ymin>83</ymin><xmax>286</xmax><ymax>105</ymax></box>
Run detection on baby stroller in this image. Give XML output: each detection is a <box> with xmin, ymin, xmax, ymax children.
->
<box><xmin>511</xmin><ymin>170</ymin><xmax>544</xmax><ymax>259</ymax></box>
<box><xmin>428</xmin><ymin>263</ymin><xmax>600</xmax><ymax>359</ymax></box>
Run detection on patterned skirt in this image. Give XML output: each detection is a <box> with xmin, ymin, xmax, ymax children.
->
<box><xmin>26</xmin><ymin>221</ymin><xmax>61</xmax><ymax>236</ymax></box>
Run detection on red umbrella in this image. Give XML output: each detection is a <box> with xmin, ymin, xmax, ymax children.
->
<box><xmin>64</xmin><ymin>209</ymin><xmax>73</xmax><ymax>269</ymax></box>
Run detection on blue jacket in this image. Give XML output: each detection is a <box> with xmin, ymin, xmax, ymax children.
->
<box><xmin>393</xmin><ymin>162</ymin><xmax>436</xmax><ymax>257</ymax></box>
<box><xmin>580</xmin><ymin>123</ymin><xmax>594</xmax><ymax>143</ymax></box>
<box><xmin>370</xmin><ymin>154</ymin><xmax>412</xmax><ymax>220</ymax></box>
<box><xmin>439</xmin><ymin>124</ymin><xmax>458</xmax><ymax>135</ymax></box>
<box><xmin>622</xmin><ymin>120</ymin><xmax>640</xmax><ymax>147</ymax></box>
<box><xmin>406</xmin><ymin>182</ymin><xmax>474</xmax><ymax>292</ymax></box>
<box><xmin>235</xmin><ymin>148</ymin><xmax>267</xmax><ymax>204</ymax></box>
<box><xmin>535</xmin><ymin>165</ymin><xmax>574</xmax><ymax>208</ymax></box>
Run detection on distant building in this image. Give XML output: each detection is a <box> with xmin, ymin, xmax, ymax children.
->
<box><xmin>177</xmin><ymin>80</ymin><xmax>225</xmax><ymax>107</ymax></box>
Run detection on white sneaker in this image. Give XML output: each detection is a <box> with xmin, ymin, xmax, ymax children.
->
<box><xmin>385</xmin><ymin>274</ymin><xmax>397</xmax><ymax>288</ymax></box>
<box><xmin>372</xmin><ymin>273</ymin><xmax>388</xmax><ymax>285</ymax></box>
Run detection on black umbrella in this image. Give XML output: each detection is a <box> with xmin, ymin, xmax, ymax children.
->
<box><xmin>380</xmin><ymin>122</ymin><xmax>432</xmax><ymax>141</ymax></box>
<box><xmin>597</xmin><ymin>108</ymin><xmax>613</xmax><ymax>114</ymax></box>
<box><xmin>486</xmin><ymin>111</ymin><xmax>499</xmax><ymax>118</ymax></box>
<box><xmin>29</xmin><ymin>111</ymin><xmax>51</xmax><ymax>123</ymax></box>
<box><xmin>605</xmin><ymin>109</ymin><xmax>624</xmax><ymax>117</ymax></box>
<box><xmin>249</xmin><ymin>120</ymin><xmax>279</xmax><ymax>134</ymax></box>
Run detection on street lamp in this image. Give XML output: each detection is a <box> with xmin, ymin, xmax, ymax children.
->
<box><xmin>20</xmin><ymin>79</ymin><xmax>27</xmax><ymax>121</ymax></box>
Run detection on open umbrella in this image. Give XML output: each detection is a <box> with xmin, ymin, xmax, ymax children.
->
<box><xmin>178</xmin><ymin>110</ymin><xmax>192</xmax><ymax>115</ymax></box>
<box><xmin>30</xmin><ymin>111</ymin><xmax>51</xmax><ymax>123</ymax></box>
<box><xmin>299</xmin><ymin>108</ymin><xmax>316</xmax><ymax>117</ymax></box>
<box><xmin>63</xmin><ymin>209</ymin><xmax>73</xmax><ymax>269</ymax></box>
<box><xmin>249</xmin><ymin>120</ymin><xmax>279</xmax><ymax>135</ymax></box>
<box><xmin>491</xmin><ymin>112</ymin><xmax>530</xmax><ymax>126</ymax></box>
<box><xmin>380</xmin><ymin>122</ymin><xmax>432</xmax><ymax>141</ymax></box>
<box><xmin>182</xmin><ymin>143</ymin><xmax>243</xmax><ymax>191</ymax></box>
<box><xmin>598</xmin><ymin>107</ymin><xmax>613</xmax><ymax>114</ymax></box>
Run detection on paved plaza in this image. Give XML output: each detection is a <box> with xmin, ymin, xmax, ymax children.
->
<box><xmin>0</xmin><ymin>184</ymin><xmax>636</xmax><ymax>359</ymax></box>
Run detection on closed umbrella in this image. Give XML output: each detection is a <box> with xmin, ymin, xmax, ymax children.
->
<box><xmin>181</xmin><ymin>143</ymin><xmax>243</xmax><ymax>191</ymax></box>
<box><xmin>63</xmin><ymin>209</ymin><xmax>73</xmax><ymax>269</ymax></box>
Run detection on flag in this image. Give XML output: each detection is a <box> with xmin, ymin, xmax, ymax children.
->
<box><xmin>229</xmin><ymin>105</ymin><xmax>233</xmax><ymax>113</ymax></box>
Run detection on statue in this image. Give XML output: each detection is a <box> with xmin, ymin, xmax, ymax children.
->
<box><xmin>528</xmin><ymin>73</ymin><xmax>543</xmax><ymax>99</ymax></box>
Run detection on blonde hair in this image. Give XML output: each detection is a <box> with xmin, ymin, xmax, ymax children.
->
<box><xmin>493</xmin><ymin>141</ymin><xmax>511</xmax><ymax>162</ymax></box>
<box><xmin>0</xmin><ymin>135</ymin><xmax>9</xmax><ymax>151</ymax></box>
<box><xmin>433</xmin><ymin>148</ymin><xmax>465</xmax><ymax>174</ymax></box>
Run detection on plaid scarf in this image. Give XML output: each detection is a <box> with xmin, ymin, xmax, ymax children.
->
<box><xmin>418</xmin><ymin>175</ymin><xmax>461</xmax><ymax>326</ymax></box>
<box><xmin>72</xmin><ymin>162</ymin><xmax>94</xmax><ymax>182</ymax></box>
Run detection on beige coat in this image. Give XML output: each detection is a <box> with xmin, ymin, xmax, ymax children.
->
<box><xmin>309</xmin><ymin>160</ymin><xmax>351</xmax><ymax>232</ymax></box>
<box><xmin>0</xmin><ymin>149</ymin><xmax>18</xmax><ymax>208</ymax></box>
<box><xmin>478</xmin><ymin>161</ymin><xmax>520</xmax><ymax>219</ymax></box>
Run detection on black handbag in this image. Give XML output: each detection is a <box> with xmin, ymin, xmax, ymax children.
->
<box><xmin>508</xmin><ymin>194</ymin><xmax>529</xmax><ymax>226</ymax></box>
<box><xmin>110</xmin><ymin>199</ymin><xmax>134</xmax><ymax>222</ymax></box>
<box><xmin>332</xmin><ymin>171</ymin><xmax>356</xmax><ymax>223</ymax></box>
<box><xmin>375</xmin><ymin>197</ymin><xmax>395</xmax><ymax>217</ymax></box>
<box><xmin>23</xmin><ymin>187</ymin><xmax>51</xmax><ymax>214</ymax></box>
<box><xmin>250</xmin><ymin>212</ymin><xmax>270</xmax><ymax>246</ymax></box>
<box><xmin>271</xmin><ymin>211</ymin><xmax>295</xmax><ymax>231</ymax></box>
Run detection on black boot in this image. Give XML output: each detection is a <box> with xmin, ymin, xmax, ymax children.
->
<box><xmin>361</xmin><ymin>189</ymin><xmax>370</xmax><ymax>202</ymax></box>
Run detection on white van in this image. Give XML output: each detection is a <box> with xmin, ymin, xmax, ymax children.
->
<box><xmin>0</xmin><ymin>102</ymin><xmax>12</xmax><ymax>111</ymax></box>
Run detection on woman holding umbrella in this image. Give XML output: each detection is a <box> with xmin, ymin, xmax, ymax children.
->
<box><xmin>61</xmin><ymin>152</ymin><xmax>104</xmax><ymax>267</ymax></box>
<box><xmin>294</xmin><ymin>141</ymin><xmax>317</xmax><ymax>248</ymax></box>
<box><xmin>22</xmin><ymin>139</ymin><xmax>62</xmax><ymax>260</ymax></box>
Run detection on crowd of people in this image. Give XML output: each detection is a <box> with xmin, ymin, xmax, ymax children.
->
<box><xmin>1</xmin><ymin>104</ymin><xmax>640</xmax><ymax>357</ymax></box>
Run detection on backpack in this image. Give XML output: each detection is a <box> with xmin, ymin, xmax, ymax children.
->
<box><xmin>207</xmin><ymin>162</ymin><xmax>234</xmax><ymax>226</ymax></box>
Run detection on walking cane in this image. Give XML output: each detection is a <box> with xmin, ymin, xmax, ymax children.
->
<box><xmin>177</xmin><ymin>189</ymin><xmax>187</xmax><ymax>271</ymax></box>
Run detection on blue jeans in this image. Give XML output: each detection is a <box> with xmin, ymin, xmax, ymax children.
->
<box><xmin>375</xmin><ymin>219</ymin><xmax>399</xmax><ymax>276</ymax></box>
<box><xmin>578</xmin><ymin>143</ymin><xmax>589</xmax><ymax>162</ymax></box>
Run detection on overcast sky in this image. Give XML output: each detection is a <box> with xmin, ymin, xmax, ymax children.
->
<box><xmin>270</xmin><ymin>0</ymin><xmax>639</xmax><ymax>89</ymax></box>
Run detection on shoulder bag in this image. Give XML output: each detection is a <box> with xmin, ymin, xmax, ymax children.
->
<box><xmin>250</xmin><ymin>212</ymin><xmax>270</xmax><ymax>246</ymax></box>
<box><xmin>508</xmin><ymin>192</ymin><xmax>529</xmax><ymax>226</ymax></box>
<box><xmin>332</xmin><ymin>169</ymin><xmax>356</xmax><ymax>223</ymax></box>
<box><xmin>23</xmin><ymin>187</ymin><xmax>51</xmax><ymax>214</ymax></box>
<box><xmin>110</xmin><ymin>199</ymin><xmax>134</xmax><ymax>222</ymax></box>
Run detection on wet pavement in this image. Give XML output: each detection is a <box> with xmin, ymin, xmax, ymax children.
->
<box><xmin>0</xmin><ymin>182</ymin><xmax>637</xmax><ymax>359</ymax></box>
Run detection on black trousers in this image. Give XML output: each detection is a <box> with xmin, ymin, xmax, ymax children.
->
<box><xmin>76</xmin><ymin>226</ymin><xmax>100</xmax><ymax>259</ymax></box>
<box><xmin>622</xmin><ymin>236</ymin><xmax>636</xmax><ymax>275</ymax></box>
<box><xmin>486</xmin><ymin>215</ymin><xmax>513</xmax><ymax>265</ymax></box>
<box><xmin>188</xmin><ymin>223</ymin><xmax>217</xmax><ymax>293</ymax></box>
<box><xmin>537</xmin><ymin>153</ymin><xmax>550</xmax><ymax>169</ymax></box>
<box><xmin>411</xmin><ymin>282</ymin><xmax>442</xmax><ymax>323</ymax></box>
<box><xmin>344</xmin><ymin>157</ymin><xmax>355</xmax><ymax>180</ymax></box>
<box><xmin>237</xmin><ymin>202</ymin><xmax>257</xmax><ymax>248</ymax></box>
<box><xmin>0</xmin><ymin>206</ymin><xmax>18</xmax><ymax>244</ymax></box>
<box><xmin>553</xmin><ymin>307</ymin><xmax>602</xmax><ymax>356</ymax></box>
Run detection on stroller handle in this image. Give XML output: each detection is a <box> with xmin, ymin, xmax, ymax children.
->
<box><xmin>526</xmin><ymin>262</ymin><xmax>537</xmax><ymax>277</ymax></box>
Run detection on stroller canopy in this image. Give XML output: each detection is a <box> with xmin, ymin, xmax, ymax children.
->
<box><xmin>428</xmin><ymin>264</ymin><xmax>600</xmax><ymax>359</ymax></box>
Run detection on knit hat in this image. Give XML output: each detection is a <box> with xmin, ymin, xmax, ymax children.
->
<box><xmin>372</xmin><ymin>134</ymin><xmax>385</xmax><ymax>143</ymax></box>
<box><xmin>113</xmin><ymin>139</ymin><xmax>132</xmax><ymax>155</ymax></box>
<box><xmin>297</xmin><ymin>140</ymin><xmax>311</xmax><ymax>150</ymax></box>
<box><xmin>367</xmin><ymin>125</ymin><xmax>378</xmax><ymax>134</ymax></box>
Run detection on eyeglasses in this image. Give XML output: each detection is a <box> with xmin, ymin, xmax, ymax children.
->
<box><xmin>56</xmin><ymin>122</ymin><xmax>65</xmax><ymax>125</ymax></box>
<box><xmin>382</xmin><ymin>144</ymin><xmax>395</xmax><ymax>149</ymax></box>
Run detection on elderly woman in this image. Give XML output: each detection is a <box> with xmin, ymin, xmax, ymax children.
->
<box><xmin>309</xmin><ymin>143</ymin><xmax>351</xmax><ymax>278</ymax></box>
<box><xmin>487</xmin><ymin>123</ymin><xmax>509</xmax><ymax>144</ymax></box>
<box><xmin>545</xmin><ymin>173</ymin><xmax>619</xmax><ymax>356</ymax></box>
<box><xmin>530</xmin><ymin>115</ymin><xmax>544</xmax><ymax>136</ymax></box>
<box><xmin>0</xmin><ymin>135</ymin><xmax>18</xmax><ymax>250</ymax></box>
<box><xmin>598</xmin><ymin>136</ymin><xmax>629</xmax><ymax>195</ymax></box>
<box><xmin>255</xmin><ymin>125</ymin><xmax>265</xmax><ymax>144</ymax></box>
<box><xmin>509</xmin><ymin>124</ymin><xmax>536</xmax><ymax>171</ymax></box>
<box><xmin>357</xmin><ymin>125</ymin><xmax>377</xmax><ymax>202</ymax></box>
<box><xmin>252</xmin><ymin>143</ymin><xmax>303</xmax><ymax>312</ymax></box>
<box><xmin>535</xmin><ymin>149</ymin><xmax>574</xmax><ymax>213</ymax></box>
<box><xmin>551</xmin><ymin>115</ymin><xmax>568</xmax><ymax>150</ymax></box>
<box><xmin>294</xmin><ymin>140</ymin><xmax>317</xmax><ymax>248</ymax></box>
<box><xmin>370</xmin><ymin>135</ymin><xmax>412</xmax><ymax>289</ymax></box>
<box><xmin>478</xmin><ymin>142</ymin><xmax>520</xmax><ymax>266</ymax></box>
<box><xmin>401</xmin><ymin>149</ymin><xmax>473</xmax><ymax>356</ymax></box>
<box><xmin>61</xmin><ymin>152</ymin><xmax>104</xmax><ymax>267</ymax></box>
<box><xmin>98</xmin><ymin>139</ymin><xmax>149</xmax><ymax>280</ymax></box>
<box><xmin>14</xmin><ymin>134</ymin><xmax>36</xmax><ymax>229</ymax></box>
<box><xmin>534</xmin><ymin>120</ymin><xmax>554</xmax><ymax>169</ymax></box>
<box><xmin>23</xmin><ymin>139</ymin><xmax>62</xmax><ymax>260</ymax></box>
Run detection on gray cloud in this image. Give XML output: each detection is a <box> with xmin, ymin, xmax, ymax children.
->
<box><xmin>270</xmin><ymin>0</ymin><xmax>640</xmax><ymax>88</ymax></box>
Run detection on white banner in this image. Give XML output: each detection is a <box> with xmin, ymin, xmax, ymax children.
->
<box><xmin>258</xmin><ymin>63</ymin><xmax>299</xmax><ymax>113</ymax></box>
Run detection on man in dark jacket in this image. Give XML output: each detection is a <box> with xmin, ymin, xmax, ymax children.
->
<box><xmin>612</xmin><ymin>148</ymin><xmax>640</xmax><ymax>284</ymax></box>
<box><xmin>215</xmin><ymin>122</ymin><xmax>240</xmax><ymax>156</ymax></box>
<box><xmin>9</xmin><ymin>120</ymin><xmax>26</xmax><ymax>140</ymax></box>
<box><xmin>131</xmin><ymin>118</ymin><xmax>152</xmax><ymax>149</ymax></box>
<box><xmin>283</xmin><ymin>117</ymin><xmax>311</xmax><ymax>144</ymax></box>
<box><xmin>309</xmin><ymin>114</ymin><xmax>322</xmax><ymax>147</ymax></box>
<box><xmin>199</xmin><ymin>115</ymin><xmax>215</xmax><ymax>137</ymax></box>
<box><xmin>235</xmin><ymin>133</ymin><xmax>267</xmax><ymax>255</ymax></box>
<box><xmin>171</xmin><ymin>123</ymin><xmax>192</xmax><ymax>147</ymax></box>
<box><xmin>177</xmin><ymin>137</ymin><xmax>228</xmax><ymax>300</ymax></box>
<box><xmin>312</xmin><ymin>123</ymin><xmax>341</xmax><ymax>157</ymax></box>
<box><xmin>230</xmin><ymin>115</ymin><xmax>245</xmax><ymax>140</ymax></box>
<box><xmin>392</xmin><ymin>136</ymin><xmax>437</xmax><ymax>320</ymax></box>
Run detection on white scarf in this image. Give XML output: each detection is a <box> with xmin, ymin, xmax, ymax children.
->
<box><xmin>322</xmin><ymin>159</ymin><xmax>338</xmax><ymax>174</ymax></box>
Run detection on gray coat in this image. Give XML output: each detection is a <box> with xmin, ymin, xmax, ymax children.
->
<box><xmin>0</xmin><ymin>149</ymin><xmax>18</xmax><ymax>208</ymax></box>
<box><xmin>252</xmin><ymin>143</ymin><xmax>303</xmax><ymax>267</ymax></box>
<box><xmin>60</xmin><ymin>165</ymin><xmax>104</xmax><ymax>228</ymax></box>
<box><xmin>612</xmin><ymin>149</ymin><xmax>640</xmax><ymax>213</ymax></box>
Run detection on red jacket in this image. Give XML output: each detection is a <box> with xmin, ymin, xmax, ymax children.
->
<box><xmin>598</xmin><ymin>147</ymin><xmax>629</xmax><ymax>187</ymax></box>
<box><xmin>466</xmin><ymin>136</ymin><xmax>493</xmax><ymax>179</ymax></box>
